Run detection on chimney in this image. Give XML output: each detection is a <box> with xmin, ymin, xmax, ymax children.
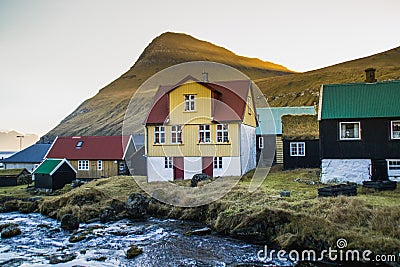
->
<box><xmin>202</xmin><ymin>71</ymin><xmax>209</xmax><ymax>83</ymax></box>
<box><xmin>365</xmin><ymin>68</ymin><xmax>377</xmax><ymax>83</ymax></box>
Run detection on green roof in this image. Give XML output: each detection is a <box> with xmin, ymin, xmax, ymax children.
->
<box><xmin>33</xmin><ymin>159</ymin><xmax>63</xmax><ymax>175</ymax></box>
<box><xmin>320</xmin><ymin>80</ymin><xmax>400</xmax><ymax>120</ymax></box>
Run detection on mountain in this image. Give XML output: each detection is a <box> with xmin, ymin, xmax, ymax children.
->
<box><xmin>255</xmin><ymin>46</ymin><xmax>400</xmax><ymax>107</ymax></box>
<box><xmin>0</xmin><ymin>130</ymin><xmax>39</xmax><ymax>151</ymax></box>
<box><xmin>41</xmin><ymin>32</ymin><xmax>293</xmax><ymax>141</ymax></box>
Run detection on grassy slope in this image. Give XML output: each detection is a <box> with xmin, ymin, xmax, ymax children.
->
<box><xmin>36</xmin><ymin>168</ymin><xmax>400</xmax><ymax>255</ymax></box>
<box><xmin>255</xmin><ymin>46</ymin><xmax>400</xmax><ymax>107</ymax></box>
<box><xmin>41</xmin><ymin>32</ymin><xmax>293</xmax><ymax>141</ymax></box>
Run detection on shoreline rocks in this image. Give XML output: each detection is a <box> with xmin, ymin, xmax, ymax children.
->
<box><xmin>60</xmin><ymin>214</ymin><xmax>79</xmax><ymax>230</ymax></box>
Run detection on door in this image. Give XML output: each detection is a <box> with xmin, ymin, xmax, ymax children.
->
<box><xmin>202</xmin><ymin>157</ymin><xmax>213</xmax><ymax>177</ymax></box>
<box><xmin>173</xmin><ymin>157</ymin><xmax>184</xmax><ymax>180</ymax></box>
<box><xmin>371</xmin><ymin>159</ymin><xmax>388</xmax><ymax>181</ymax></box>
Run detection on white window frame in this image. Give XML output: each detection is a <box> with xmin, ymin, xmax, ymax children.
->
<box><xmin>339</xmin><ymin>122</ymin><xmax>361</xmax><ymax>140</ymax></box>
<box><xmin>214</xmin><ymin>157</ymin><xmax>223</xmax><ymax>169</ymax></box>
<box><xmin>247</xmin><ymin>96</ymin><xmax>252</xmax><ymax>115</ymax></box>
<box><xmin>216</xmin><ymin>124</ymin><xmax>229</xmax><ymax>143</ymax></box>
<box><xmin>154</xmin><ymin>126</ymin><xmax>166</xmax><ymax>144</ymax></box>
<box><xmin>97</xmin><ymin>160</ymin><xmax>103</xmax><ymax>171</ymax></box>
<box><xmin>199</xmin><ymin>125</ymin><xmax>211</xmax><ymax>143</ymax></box>
<box><xmin>390</xmin><ymin>121</ymin><xmax>400</xmax><ymax>140</ymax></box>
<box><xmin>259</xmin><ymin>136</ymin><xmax>264</xmax><ymax>149</ymax></box>
<box><xmin>184</xmin><ymin>94</ymin><xmax>196</xmax><ymax>111</ymax></box>
<box><xmin>290</xmin><ymin>142</ymin><xmax>305</xmax><ymax>157</ymax></box>
<box><xmin>171</xmin><ymin>125</ymin><xmax>182</xmax><ymax>144</ymax></box>
<box><xmin>78</xmin><ymin>160</ymin><xmax>89</xmax><ymax>171</ymax></box>
<box><xmin>165</xmin><ymin>157</ymin><xmax>172</xmax><ymax>168</ymax></box>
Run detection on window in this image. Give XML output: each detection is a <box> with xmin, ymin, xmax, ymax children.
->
<box><xmin>388</xmin><ymin>160</ymin><xmax>400</xmax><ymax>170</ymax></box>
<box><xmin>154</xmin><ymin>126</ymin><xmax>165</xmax><ymax>144</ymax></box>
<box><xmin>214</xmin><ymin>157</ymin><xmax>223</xmax><ymax>169</ymax></box>
<box><xmin>165</xmin><ymin>157</ymin><xmax>172</xmax><ymax>168</ymax></box>
<box><xmin>171</xmin><ymin>125</ymin><xmax>182</xmax><ymax>143</ymax></box>
<box><xmin>97</xmin><ymin>160</ymin><xmax>103</xmax><ymax>171</ymax></box>
<box><xmin>247</xmin><ymin>96</ymin><xmax>252</xmax><ymax>115</ymax></box>
<box><xmin>78</xmin><ymin>160</ymin><xmax>89</xmax><ymax>170</ymax></box>
<box><xmin>75</xmin><ymin>141</ymin><xmax>83</xmax><ymax>149</ymax></box>
<box><xmin>259</xmin><ymin>137</ymin><xmax>264</xmax><ymax>149</ymax></box>
<box><xmin>199</xmin><ymin>125</ymin><xmax>211</xmax><ymax>143</ymax></box>
<box><xmin>391</xmin><ymin>121</ymin><xmax>400</xmax><ymax>139</ymax></box>
<box><xmin>184</xmin><ymin>94</ymin><xmax>196</xmax><ymax>111</ymax></box>
<box><xmin>339</xmin><ymin>122</ymin><xmax>361</xmax><ymax>140</ymax></box>
<box><xmin>290</xmin><ymin>142</ymin><xmax>305</xmax><ymax>156</ymax></box>
<box><xmin>216</xmin><ymin>124</ymin><xmax>229</xmax><ymax>143</ymax></box>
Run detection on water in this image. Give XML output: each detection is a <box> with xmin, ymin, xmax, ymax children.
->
<box><xmin>0</xmin><ymin>212</ymin><xmax>291</xmax><ymax>267</ymax></box>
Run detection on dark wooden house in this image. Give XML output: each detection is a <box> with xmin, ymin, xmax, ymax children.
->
<box><xmin>33</xmin><ymin>158</ymin><xmax>76</xmax><ymax>190</ymax></box>
<box><xmin>282</xmin><ymin>115</ymin><xmax>320</xmax><ymax>170</ymax></box>
<box><xmin>0</xmin><ymin>168</ymin><xmax>31</xmax><ymax>186</ymax></box>
<box><xmin>318</xmin><ymin>69</ymin><xmax>400</xmax><ymax>183</ymax></box>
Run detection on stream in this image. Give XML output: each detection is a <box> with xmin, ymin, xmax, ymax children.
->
<box><xmin>0</xmin><ymin>212</ymin><xmax>292</xmax><ymax>267</ymax></box>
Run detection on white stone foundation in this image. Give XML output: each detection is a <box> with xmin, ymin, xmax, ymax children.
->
<box><xmin>321</xmin><ymin>159</ymin><xmax>371</xmax><ymax>184</ymax></box>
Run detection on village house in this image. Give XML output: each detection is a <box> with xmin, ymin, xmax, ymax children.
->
<box><xmin>281</xmin><ymin>114</ymin><xmax>320</xmax><ymax>170</ymax></box>
<box><xmin>256</xmin><ymin>106</ymin><xmax>316</xmax><ymax>167</ymax></box>
<box><xmin>45</xmin><ymin>135</ymin><xmax>136</xmax><ymax>179</ymax></box>
<box><xmin>33</xmin><ymin>158</ymin><xmax>77</xmax><ymax>190</ymax></box>
<box><xmin>144</xmin><ymin>74</ymin><xmax>257</xmax><ymax>182</ymax></box>
<box><xmin>1</xmin><ymin>143</ymin><xmax>51</xmax><ymax>172</ymax></box>
<box><xmin>319</xmin><ymin>68</ymin><xmax>400</xmax><ymax>183</ymax></box>
<box><xmin>0</xmin><ymin>168</ymin><xmax>31</xmax><ymax>187</ymax></box>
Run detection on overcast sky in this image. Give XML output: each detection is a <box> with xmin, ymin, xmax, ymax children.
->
<box><xmin>1</xmin><ymin>0</ymin><xmax>399</xmax><ymax>136</ymax></box>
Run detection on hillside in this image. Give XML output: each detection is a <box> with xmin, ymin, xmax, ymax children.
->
<box><xmin>41</xmin><ymin>32</ymin><xmax>292</xmax><ymax>142</ymax></box>
<box><xmin>255</xmin><ymin>46</ymin><xmax>400</xmax><ymax>107</ymax></box>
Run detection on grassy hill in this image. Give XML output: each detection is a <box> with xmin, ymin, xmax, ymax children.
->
<box><xmin>41</xmin><ymin>32</ymin><xmax>400</xmax><ymax>141</ymax></box>
<box><xmin>41</xmin><ymin>32</ymin><xmax>292</xmax><ymax>142</ymax></box>
<box><xmin>256</xmin><ymin>46</ymin><xmax>400</xmax><ymax>107</ymax></box>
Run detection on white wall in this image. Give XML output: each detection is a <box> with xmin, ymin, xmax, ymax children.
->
<box><xmin>5</xmin><ymin>163</ymin><xmax>37</xmax><ymax>173</ymax></box>
<box><xmin>321</xmin><ymin>159</ymin><xmax>371</xmax><ymax>184</ymax></box>
<box><xmin>240</xmin><ymin>124</ymin><xmax>256</xmax><ymax>175</ymax></box>
<box><xmin>213</xmin><ymin>157</ymin><xmax>241</xmax><ymax>177</ymax></box>
<box><xmin>147</xmin><ymin>157</ymin><xmax>173</xmax><ymax>182</ymax></box>
<box><xmin>184</xmin><ymin>157</ymin><xmax>202</xmax><ymax>179</ymax></box>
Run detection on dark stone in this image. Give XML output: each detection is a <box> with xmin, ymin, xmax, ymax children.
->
<box><xmin>0</xmin><ymin>223</ymin><xmax>18</xmax><ymax>231</ymax></box>
<box><xmin>18</xmin><ymin>201</ymin><xmax>38</xmax><ymax>213</ymax></box>
<box><xmin>48</xmin><ymin>253</ymin><xmax>76</xmax><ymax>264</ymax></box>
<box><xmin>1</xmin><ymin>226</ymin><xmax>22</xmax><ymax>238</ymax></box>
<box><xmin>69</xmin><ymin>233</ymin><xmax>86</xmax><ymax>243</ymax></box>
<box><xmin>99</xmin><ymin>209</ymin><xmax>116</xmax><ymax>223</ymax></box>
<box><xmin>126</xmin><ymin>244</ymin><xmax>142</xmax><ymax>259</ymax></box>
<box><xmin>3</xmin><ymin>200</ymin><xmax>19</xmax><ymax>212</ymax></box>
<box><xmin>280</xmin><ymin>190</ymin><xmax>290</xmax><ymax>197</ymax></box>
<box><xmin>184</xmin><ymin>227</ymin><xmax>212</xmax><ymax>236</ymax></box>
<box><xmin>126</xmin><ymin>193</ymin><xmax>150</xmax><ymax>219</ymax></box>
<box><xmin>60</xmin><ymin>214</ymin><xmax>79</xmax><ymax>230</ymax></box>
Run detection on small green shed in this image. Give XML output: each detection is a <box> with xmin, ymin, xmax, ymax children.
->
<box><xmin>33</xmin><ymin>158</ymin><xmax>77</xmax><ymax>190</ymax></box>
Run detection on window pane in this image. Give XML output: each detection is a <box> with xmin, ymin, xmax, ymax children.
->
<box><xmin>340</xmin><ymin>122</ymin><xmax>360</xmax><ymax>139</ymax></box>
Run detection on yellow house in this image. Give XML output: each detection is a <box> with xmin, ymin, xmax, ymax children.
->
<box><xmin>144</xmin><ymin>74</ymin><xmax>257</xmax><ymax>182</ymax></box>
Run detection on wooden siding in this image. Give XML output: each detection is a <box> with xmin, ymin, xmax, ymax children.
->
<box><xmin>169</xmin><ymin>83</ymin><xmax>212</xmax><ymax>125</ymax></box>
<box><xmin>320</xmin><ymin>118</ymin><xmax>400</xmax><ymax>159</ymax></box>
<box><xmin>283</xmin><ymin>139</ymin><xmax>320</xmax><ymax>170</ymax></box>
<box><xmin>70</xmin><ymin>160</ymin><xmax>120</xmax><ymax>179</ymax></box>
<box><xmin>147</xmin><ymin>123</ymin><xmax>239</xmax><ymax>157</ymax></box>
<box><xmin>275</xmin><ymin>135</ymin><xmax>284</xmax><ymax>164</ymax></box>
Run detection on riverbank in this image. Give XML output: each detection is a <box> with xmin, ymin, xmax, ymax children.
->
<box><xmin>1</xmin><ymin>167</ymin><xmax>399</xmax><ymax>258</ymax></box>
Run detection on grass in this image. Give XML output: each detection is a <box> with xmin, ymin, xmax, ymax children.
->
<box><xmin>2</xmin><ymin>168</ymin><xmax>399</xmax><ymax>255</ymax></box>
<box><xmin>0</xmin><ymin>184</ymin><xmax>33</xmax><ymax>199</ymax></box>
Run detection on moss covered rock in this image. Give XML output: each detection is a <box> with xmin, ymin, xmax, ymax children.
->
<box><xmin>126</xmin><ymin>244</ymin><xmax>142</xmax><ymax>259</ymax></box>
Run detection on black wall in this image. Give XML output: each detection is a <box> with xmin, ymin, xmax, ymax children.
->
<box><xmin>35</xmin><ymin>163</ymin><xmax>76</xmax><ymax>190</ymax></box>
<box><xmin>320</xmin><ymin>118</ymin><xmax>400</xmax><ymax>159</ymax></box>
<box><xmin>283</xmin><ymin>139</ymin><xmax>320</xmax><ymax>170</ymax></box>
<box><xmin>0</xmin><ymin>177</ymin><xmax>17</xmax><ymax>187</ymax></box>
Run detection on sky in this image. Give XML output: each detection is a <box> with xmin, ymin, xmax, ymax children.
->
<box><xmin>1</xmin><ymin>0</ymin><xmax>399</xmax><ymax>137</ymax></box>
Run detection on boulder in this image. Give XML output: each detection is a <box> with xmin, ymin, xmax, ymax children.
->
<box><xmin>60</xmin><ymin>214</ymin><xmax>79</xmax><ymax>230</ymax></box>
<box><xmin>69</xmin><ymin>233</ymin><xmax>86</xmax><ymax>243</ymax></box>
<box><xmin>126</xmin><ymin>193</ymin><xmax>150</xmax><ymax>219</ymax></box>
<box><xmin>126</xmin><ymin>244</ymin><xmax>143</xmax><ymax>259</ymax></box>
<box><xmin>1</xmin><ymin>226</ymin><xmax>22</xmax><ymax>238</ymax></box>
<box><xmin>184</xmin><ymin>227</ymin><xmax>212</xmax><ymax>236</ymax></box>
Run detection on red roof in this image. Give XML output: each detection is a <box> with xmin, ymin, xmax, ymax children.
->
<box><xmin>144</xmin><ymin>76</ymin><xmax>250</xmax><ymax>124</ymax></box>
<box><xmin>46</xmin><ymin>136</ymin><xmax>132</xmax><ymax>160</ymax></box>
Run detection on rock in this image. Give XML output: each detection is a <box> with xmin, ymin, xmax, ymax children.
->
<box><xmin>126</xmin><ymin>193</ymin><xmax>150</xmax><ymax>219</ymax></box>
<box><xmin>126</xmin><ymin>244</ymin><xmax>142</xmax><ymax>259</ymax></box>
<box><xmin>60</xmin><ymin>214</ymin><xmax>79</xmax><ymax>230</ymax></box>
<box><xmin>184</xmin><ymin>227</ymin><xmax>212</xmax><ymax>236</ymax></box>
<box><xmin>69</xmin><ymin>233</ymin><xmax>86</xmax><ymax>243</ymax></box>
<box><xmin>99</xmin><ymin>209</ymin><xmax>116</xmax><ymax>223</ymax></box>
<box><xmin>18</xmin><ymin>201</ymin><xmax>38</xmax><ymax>213</ymax></box>
<box><xmin>3</xmin><ymin>200</ymin><xmax>19</xmax><ymax>212</ymax></box>
<box><xmin>48</xmin><ymin>253</ymin><xmax>76</xmax><ymax>264</ymax></box>
<box><xmin>1</xmin><ymin>226</ymin><xmax>22</xmax><ymax>238</ymax></box>
<box><xmin>0</xmin><ymin>223</ymin><xmax>18</xmax><ymax>231</ymax></box>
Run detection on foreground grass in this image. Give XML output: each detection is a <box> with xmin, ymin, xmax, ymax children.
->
<box><xmin>2</xmin><ymin>168</ymin><xmax>399</xmax><ymax>256</ymax></box>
